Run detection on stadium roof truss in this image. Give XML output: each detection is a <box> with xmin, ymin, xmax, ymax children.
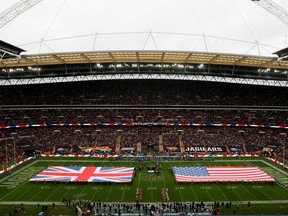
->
<box><xmin>0</xmin><ymin>51</ymin><xmax>288</xmax><ymax>87</ymax></box>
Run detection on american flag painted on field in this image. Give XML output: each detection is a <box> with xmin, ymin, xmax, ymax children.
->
<box><xmin>29</xmin><ymin>166</ymin><xmax>134</xmax><ymax>183</ymax></box>
<box><xmin>173</xmin><ymin>166</ymin><xmax>275</xmax><ymax>182</ymax></box>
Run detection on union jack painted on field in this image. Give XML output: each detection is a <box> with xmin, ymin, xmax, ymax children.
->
<box><xmin>29</xmin><ymin>166</ymin><xmax>134</xmax><ymax>183</ymax></box>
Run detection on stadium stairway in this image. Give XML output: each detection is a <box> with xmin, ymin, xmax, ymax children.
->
<box><xmin>159</xmin><ymin>134</ymin><xmax>164</xmax><ymax>153</ymax></box>
<box><xmin>137</xmin><ymin>142</ymin><xmax>142</xmax><ymax>153</ymax></box>
<box><xmin>178</xmin><ymin>133</ymin><xmax>185</xmax><ymax>153</ymax></box>
<box><xmin>115</xmin><ymin>133</ymin><xmax>121</xmax><ymax>153</ymax></box>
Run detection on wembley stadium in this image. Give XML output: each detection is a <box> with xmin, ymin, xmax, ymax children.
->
<box><xmin>0</xmin><ymin>0</ymin><xmax>288</xmax><ymax>215</ymax></box>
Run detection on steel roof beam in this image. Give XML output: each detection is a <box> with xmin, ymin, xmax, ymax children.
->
<box><xmin>0</xmin><ymin>73</ymin><xmax>287</xmax><ymax>87</ymax></box>
<box><xmin>0</xmin><ymin>0</ymin><xmax>44</xmax><ymax>30</ymax></box>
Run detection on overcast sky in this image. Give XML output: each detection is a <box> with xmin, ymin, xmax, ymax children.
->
<box><xmin>0</xmin><ymin>0</ymin><xmax>288</xmax><ymax>56</ymax></box>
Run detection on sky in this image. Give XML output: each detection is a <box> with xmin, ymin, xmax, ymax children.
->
<box><xmin>0</xmin><ymin>0</ymin><xmax>288</xmax><ymax>56</ymax></box>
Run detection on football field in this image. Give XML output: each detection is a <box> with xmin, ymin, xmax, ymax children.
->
<box><xmin>0</xmin><ymin>157</ymin><xmax>288</xmax><ymax>215</ymax></box>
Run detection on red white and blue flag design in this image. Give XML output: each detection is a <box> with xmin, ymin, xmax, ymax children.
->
<box><xmin>173</xmin><ymin>166</ymin><xmax>275</xmax><ymax>182</ymax></box>
<box><xmin>29</xmin><ymin>166</ymin><xmax>134</xmax><ymax>183</ymax></box>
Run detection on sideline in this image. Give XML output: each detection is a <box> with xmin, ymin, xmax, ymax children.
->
<box><xmin>261</xmin><ymin>160</ymin><xmax>288</xmax><ymax>177</ymax></box>
<box><xmin>0</xmin><ymin>160</ymin><xmax>38</xmax><ymax>184</ymax></box>
<box><xmin>37</xmin><ymin>159</ymin><xmax>264</xmax><ymax>163</ymax></box>
<box><xmin>0</xmin><ymin>200</ymin><xmax>288</xmax><ymax>206</ymax></box>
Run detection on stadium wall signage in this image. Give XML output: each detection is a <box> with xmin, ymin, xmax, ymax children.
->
<box><xmin>121</xmin><ymin>147</ymin><xmax>135</xmax><ymax>151</ymax></box>
<box><xmin>185</xmin><ymin>146</ymin><xmax>224</xmax><ymax>152</ymax></box>
<box><xmin>0</xmin><ymin>123</ymin><xmax>287</xmax><ymax>129</ymax></box>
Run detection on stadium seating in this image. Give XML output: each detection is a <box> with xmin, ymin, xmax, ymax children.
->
<box><xmin>0</xmin><ymin>80</ymin><xmax>287</xmax><ymax>165</ymax></box>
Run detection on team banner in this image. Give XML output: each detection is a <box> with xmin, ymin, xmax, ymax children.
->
<box><xmin>166</xmin><ymin>146</ymin><xmax>178</xmax><ymax>152</ymax></box>
<box><xmin>0</xmin><ymin>123</ymin><xmax>287</xmax><ymax>129</ymax></box>
<box><xmin>121</xmin><ymin>147</ymin><xmax>135</xmax><ymax>151</ymax></box>
<box><xmin>185</xmin><ymin>146</ymin><xmax>225</xmax><ymax>152</ymax></box>
<box><xmin>30</xmin><ymin>166</ymin><xmax>134</xmax><ymax>183</ymax></box>
<box><xmin>79</xmin><ymin>146</ymin><xmax>112</xmax><ymax>153</ymax></box>
<box><xmin>173</xmin><ymin>166</ymin><xmax>275</xmax><ymax>182</ymax></box>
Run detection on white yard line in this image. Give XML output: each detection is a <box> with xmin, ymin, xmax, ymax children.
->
<box><xmin>0</xmin><ymin>160</ymin><xmax>38</xmax><ymax>184</ymax></box>
<box><xmin>28</xmin><ymin>186</ymin><xmax>47</xmax><ymax>202</ymax></box>
<box><xmin>266</xmin><ymin>184</ymin><xmax>287</xmax><ymax>199</ymax></box>
<box><xmin>43</xmin><ymin>185</ymin><xmax>62</xmax><ymax>201</ymax></box>
<box><xmin>205</xmin><ymin>160</ymin><xmax>229</xmax><ymax>201</ymax></box>
<box><xmin>90</xmin><ymin>160</ymin><xmax>105</xmax><ymax>201</ymax></box>
<box><xmin>214</xmin><ymin>184</ymin><xmax>230</xmax><ymax>201</ymax></box>
<box><xmin>61</xmin><ymin>186</ymin><xmax>75</xmax><ymax>201</ymax></box>
<box><xmin>261</xmin><ymin>160</ymin><xmax>288</xmax><ymax>176</ymax></box>
<box><xmin>120</xmin><ymin>161</ymin><xmax>133</xmax><ymax>202</ymax></box>
<box><xmin>176</xmin><ymin>184</ymin><xmax>184</xmax><ymax>202</ymax></box>
<box><xmin>105</xmin><ymin>184</ymin><xmax>114</xmax><ymax>201</ymax></box>
<box><xmin>239</xmin><ymin>185</ymin><xmax>258</xmax><ymax>200</ymax></box>
<box><xmin>189</xmin><ymin>184</ymin><xmax>199</xmax><ymax>200</ymax></box>
<box><xmin>0</xmin><ymin>182</ymin><xmax>28</xmax><ymax>201</ymax></box>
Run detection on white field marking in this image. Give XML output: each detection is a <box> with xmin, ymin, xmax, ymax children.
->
<box><xmin>91</xmin><ymin>158</ymin><xmax>106</xmax><ymax>201</ymax></box>
<box><xmin>200</xmin><ymin>183</ymin><xmax>214</xmax><ymax>201</ymax></box>
<box><xmin>73</xmin><ymin>193</ymin><xmax>87</xmax><ymax>198</ymax></box>
<box><xmin>64</xmin><ymin>186</ymin><xmax>76</xmax><ymax>190</ymax></box>
<box><xmin>200</xmin><ymin>186</ymin><xmax>212</xmax><ymax>190</ymax></box>
<box><xmin>120</xmin><ymin>161</ymin><xmax>133</xmax><ymax>202</ymax></box>
<box><xmin>29</xmin><ymin>185</ymin><xmax>49</xmax><ymax>202</ymax></box>
<box><xmin>229</xmin><ymin>185</ymin><xmax>245</xmax><ymax>202</ymax></box>
<box><xmin>61</xmin><ymin>186</ymin><xmax>76</xmax><ymax>201</ymax></box>
<box><xmin>239</xmin><ymin>184</ymin><xmax>258</xmax><ymax>200</ymax></box>
<box><xmin>12</xmin><ymin>185</ymin><xmax>37</xmax><ymax>202</ymax></box>
<box><xmin>76</xmin><ymin>184</ymin><xmax>89</xmax><ymax>200</ymax></box>
<box><xmin>146</xmin><ymin>187</ymin><xmax>157</xmax><ymax>190</ymax></box>
<box><xmin>40</xmin><ymin>186</ymin><xmax>51</xmax><ymax>189</ymax></box>
<box><xmin>261</xmin><ymin>160</ymin><xmax>288</xmax><ymax>176</ymax></box>
<box><xmin>121</xmin><ymin>187</ymin><xmax>126</xmax><ymax>202</ymax></box>
<box><xmin>205</xmin><ymin>160</ymin><xmax>230</xmax><ymax>201</ymax></box>
<box><xmin>0</xmin><ymin>161</ymin><xmax>40</xmax><ymax>185</ymax></box>
<box><xmin>226</xmin><ymin>186</ymin><xmax>238</xmax><ymax>189</ymax></box>
<box><xmin>189</xmin><ymin>184</ymin><xmax>199</xmax><ymax>200</ymax></box>
<box><xmin>42</xmin><ymin>185</ymin><xmax>62</xmax><ymax>201</ymax></box>
<box><xmin>175</xmin><ymin>184</ymin><xmax>184</xmax><ymax>202</ymax></box>
<box><xmin>151</xmin><ymin>176</ymin><xmax>154</xmax><ymax>202</ymax></box>
<box><xmin>252</xmin><ymin>186</ymin><xmax>263</xmax><ymax>189</ymax></box>
<box><xmin>249</xmin><ymin>183</ymin><xmax>273</xmax><ymax>201</ymax></box>
<box><xmin>266</xmin><ymin>184</ymin><xmax>288</xmax><ymax>199</ymax></box>
<box><xmin>105</xmin><ymin>184</ymin><xmax>114</xmax><ymax>201</ymax></box>
<box><xmin>37</xmin><ymin>159</ymin><xmax>139</xmax><ymax>163</ymax></box>
<box><xmin>91</xmin><ymin>186</ymin><xmax>103</xmax><ymax>190</ymax></box>
<box><xmin>169</xmin><ymin>161</ymin><xmax>184</xmax><ymax>202</ymax></box>
<box><xmin>1</xmin><ymin>200</ymin><xmax>288</xmax><ymax>206</ymax></box>
<box><xmin>161</xmin><ymin>162</ymin><xmax>167</xmax><ymax>189</ymax></box>
<box><xmin>0</xmin><ymin>167</ymin><xmax>42</xmax><ymax>190</ymax></box>
<box><xmin>0</xmin><ymin>181</ymin><xmax>29</xmax><ymax>200</ymax></box>
<box><xmin>0</xmin><ymin>167</ymin><xmax>44</xmax><ymax>201</ymax></box>
<box><xmin>214</xmin><ymin>184</ymin><xmax>229</xmax><ymax>201</ymax></box>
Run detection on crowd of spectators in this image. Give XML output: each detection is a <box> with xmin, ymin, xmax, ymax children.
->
<box><xmin>0</xmin><ymin>109</ymin><xmax>287</xmax><ymax>126</ymax></box>
<box><xmin>0</xmin><ymin>127</ymin><xmax>286</xmax><ymax>166</ymax></box>
<box><xmin>0</xmin><ymin>80</ymin><xmax>287</xmax><ymax>165</ymax></box>
<box><xmin>74</xmin><ymin>201</ymin><xmax>214</xmax><ymax>215</ymax></box>
<box><xmin>0</xmin><ymin>80</ymin><xmax>287</xmax><ymax>106</ymax></box>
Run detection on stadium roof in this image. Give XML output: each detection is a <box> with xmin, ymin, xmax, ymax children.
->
<box><xmin>0</xmin><ymin>40</ymin><xmax>25</xmax><ymax>60</ymax></box>
<box><xmin>0</xmin><ymin>0</ymin><xmax>288</xmax><ymax>87</ymax></box>
<box><xmin>1</xmin><ymin>51</ymin><xmax>288</xmax><ymax>69</ymax></box>
<box><xmin>0</xmin><ymin>0</ymin><xmax>288</xmax><ymax>57</ymax></box>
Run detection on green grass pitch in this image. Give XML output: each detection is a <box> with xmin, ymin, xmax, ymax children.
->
<box><xmin>0</xmin><ymin>157</ymin><xmax>288</xmax><ymax>215</ymax></box>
